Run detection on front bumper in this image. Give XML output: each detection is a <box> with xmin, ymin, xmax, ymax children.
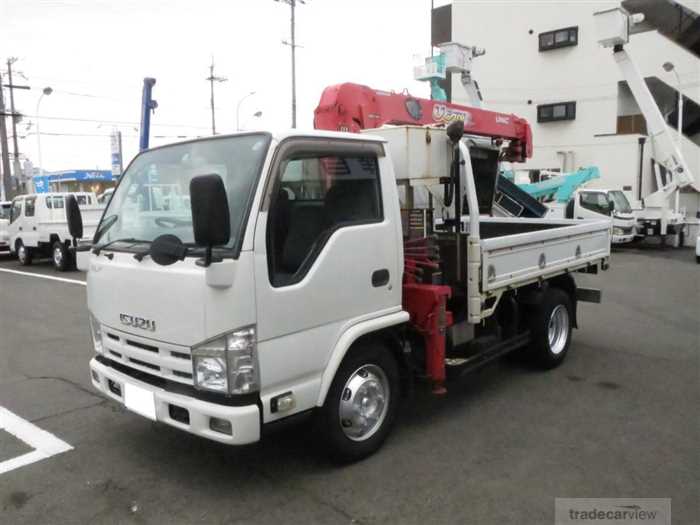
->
<box><xmin>90</xmin><ymin>357</ymin><xmax>261</xmax><ymax>445</ymax></box>
<box><xmin>612</xmin><ymin>233</ymin><xmax>635</xmax><ymax>244</ymax></box>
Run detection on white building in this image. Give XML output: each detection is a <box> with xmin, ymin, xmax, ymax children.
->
<box><xmin>434</xmin><ymin>0</ymin><xmax>700</xmax><ymax>244</ymax></box>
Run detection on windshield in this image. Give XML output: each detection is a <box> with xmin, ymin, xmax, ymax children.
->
<box><xmin>95</xmin><ymin>133</ymin><xmax>271</xmax><ymax>252</ymax></box>
<box><xmin>609</xmin><ymin>190</ymin><xmax>631</xmax><ymax>214</ymax></box>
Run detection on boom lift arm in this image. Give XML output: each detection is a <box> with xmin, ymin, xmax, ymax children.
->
<box><xmin>594</xmin><ymin>8</ymin><xmax>695</xmax><ymax>210</ymax></box>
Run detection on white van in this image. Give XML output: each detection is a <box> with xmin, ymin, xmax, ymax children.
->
<box><xmin>8</xmin><ymin>192</ymin><xmax>103</xmax><ymax>270</ymax></box>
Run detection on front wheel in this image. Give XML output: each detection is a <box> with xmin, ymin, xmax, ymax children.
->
<box><xmin>526</xmin><ymin>288</ymin><xmax>573</xmax><ymax>369</ymax></box>
<box><xmin>52</xmin><ymin>241</ymin><xmax>70</xmax><ymax>271</ymax></box>
<box><xmin>16</xmin><ymin>240</ymin><xmax>33</xmax><ymax>266</ymax></box>
<box><xmin>318</xmin><ymin>342</ymin><xmax>400</xmax><ymax>463</ymax></box>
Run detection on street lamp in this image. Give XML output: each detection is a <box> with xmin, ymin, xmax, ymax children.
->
<box><xmin>236</xmin><ymin>91</ymin><xmax>256</xmax><ymax>131</ymax></box>
<box><xmin>662</xmin><ymin>62</ymin><xmax>683</xmax><ymax>147</ymax></box>
<box><xmin>241</xmin><ymin>111</ymin><xmax>263</xmax><ymax>131</ymax></box>
<box><xmin>662</xmin><ymin>62</ymin><xmax>684</xmax><ymax>217</ymax></box>
<box><xmin>35</xmin><ymin>86</ymin><xmax>53</xmax><ymax>176</ymax></box>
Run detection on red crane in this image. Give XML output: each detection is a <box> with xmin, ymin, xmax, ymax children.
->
<box><xmin>313</xmin><ymin>82</ymin><xmax>533</xmax><ymax>162</ymax></box>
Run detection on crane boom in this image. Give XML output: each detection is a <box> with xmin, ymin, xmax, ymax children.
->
<box><xmin>314</xmin><ymin>83</ymin><xmax>533</xmax><ymax>162</ymax></box>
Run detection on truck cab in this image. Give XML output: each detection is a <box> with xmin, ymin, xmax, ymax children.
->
<box><xmin>566</xmin><ymin>189</ymin><xmax>637</xmax><ymax>244</ymax></box>
<box><xmin>85</xmin><ymin>131</ymin><xmax>404</xmax><ymax>449</ymax></box>
<box><xmin>82</xmin><ymin>129</ymin><xmax>609</xmax><ymax>461</ymax></box>
<box><xmin>8</xmin><ymin>192</ymin><xmax>102</xmax><ymax>270</ymax></box>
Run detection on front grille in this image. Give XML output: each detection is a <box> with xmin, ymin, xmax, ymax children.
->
<box><xmin>129</xmin><ymin>357</ymin><xmax>160</xmax><ymax>371</ymax></box>
<box><xmin>126</xmin><ymin>339</ymin><xmax>158</xmax><ymax>353</ymax></box>
<box><xmin>102</xmin><ymin>327</ymin><xmax>193</xmax><ymax>385</ymax></box>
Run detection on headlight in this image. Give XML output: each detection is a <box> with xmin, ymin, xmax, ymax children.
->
<box><xmin>191</xmin><ymin>326</ymin><xmax>259</xmax><ymax>395</ymax></box>
<box><xmin>89</xmin><ymin>312</ymin><xmax>104</xmax><ymax>354</ymax></box>
<box><xmin>612</xmin><ymin>227</ymin><xmax>624</xmax><ymax>235</ymax></box>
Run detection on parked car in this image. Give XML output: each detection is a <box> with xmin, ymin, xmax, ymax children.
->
<box><xmin>8</xmin><ymin>192</ymin><xmax>103</xmax><ymax>271</ymax></box>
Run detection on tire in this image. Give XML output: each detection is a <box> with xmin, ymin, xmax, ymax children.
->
<box><xmin>318</xmin><ymin>342</ymin><xmax>400</xmax><ymax>463</ymax></box>
<box><xmin>16</xmin><ymin>240</ymin><xmax>33</xmax><ymax>266</ymax></box>
<box><xmin>52</xmin><ymin>241</ymin><xmax>70</xmax><ymax>272</ymax></box>
<box><xmin>526</xmin><ymin>287</ymin><xmax>573</xmax><ymax>369</ymax></box>
<box><xmin>696</xmin><ymin>255</ymin><xmax>700</xmax><ymax>264</ymax></box>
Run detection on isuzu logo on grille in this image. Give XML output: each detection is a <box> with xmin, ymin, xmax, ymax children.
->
<box><xmin>120</xmin><ymin>314</ymin><xmax>156</xmax><ymax>332</ymax></box>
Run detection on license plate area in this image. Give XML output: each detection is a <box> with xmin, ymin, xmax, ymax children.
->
<box><xmin>124</xmin><ymin>382</ymin><xmax>157</xmax><ymax>421</ymax></box>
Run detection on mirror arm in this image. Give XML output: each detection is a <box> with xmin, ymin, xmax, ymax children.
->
<box><xmin>196</xmin><ymin>245</ymin><xmax>223</xmax><ymax>267</ymax></box>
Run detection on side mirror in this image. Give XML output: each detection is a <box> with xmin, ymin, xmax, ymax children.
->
<box><xmin>608</xmin><ymin>200</ymin><xmax>615</xmax><ymax>214</ymax></box>
<box><xmin>190</xmin><ymin>174</ymin><xmax>230</xmax><ymax>267</ymax></box>
<box><xmin>66</xmin><ymin>195</ymin><xmax>83</xmax><ymax>245</ymax></box>
<box><xmin>446</xmin><ymin>120</ymin><xmax>465</xmax><ymax>144</ymax></box>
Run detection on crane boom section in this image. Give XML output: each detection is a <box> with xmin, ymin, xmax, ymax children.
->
<box><xmin>314</xmin><ymin>83</ymin><xmax>533</xmax><ymax>162</ymax></box>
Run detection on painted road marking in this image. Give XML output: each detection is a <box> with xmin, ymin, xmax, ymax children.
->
<box><xmin>0</xmin><ymin>268</ymin><xmax>86</xmax><ymax>286</ymax></box>
<box><xmin>0</xmin><ymin>407</ymin><xmax>73</xmax><ymax>475</ymax></box>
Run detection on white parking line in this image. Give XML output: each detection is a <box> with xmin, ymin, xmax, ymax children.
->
<box><xmin>0</xmin><ymin>268</ymin><xmax>86</xmax><ymax>286</ymax></box>
<box><xmin>0</xmin><ymin>407</ymin><xmax>74</xmax><ymax>475</ymax></box>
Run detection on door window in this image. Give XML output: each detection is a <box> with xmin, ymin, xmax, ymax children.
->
<box><xmin>24</xmin><ymin>197</ymin><xmax>36</xmax><ymax>217</ymax></box>
<box><xmin>579</xmin><ymin>192</ymin><xmax>610</xmax><ymax>215</ymax></box>
<box><xmin>10</xmin><ymin>199</ymin><xmax>22</xmax><ymax>223</ymax></box>
<box><xmin>267</xmin><ymin>153</ymin><xmax>382</xmax><ymax>286</ymax></box>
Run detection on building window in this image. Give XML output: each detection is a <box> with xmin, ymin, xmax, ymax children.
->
<box><xmin>539</xmin><ymin>26</ymin><xmax>578</xmax><ymax>51</ymax></box>
<box><xmin>537</xmin><ymin>101</ymin><xmax>576</xmax><ymax>123</ymax></box>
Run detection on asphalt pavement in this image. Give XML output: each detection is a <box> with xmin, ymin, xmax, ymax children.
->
<box><xmin>0</xmin><ymin>248</ymin><xmax>698</xmax><ymax>524</ymax></box>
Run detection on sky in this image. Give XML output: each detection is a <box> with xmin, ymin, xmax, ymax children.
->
<box><xmin>1</xmin><ymin>0</ymin><xmax>445</xmax><ymax>172</ymax></box>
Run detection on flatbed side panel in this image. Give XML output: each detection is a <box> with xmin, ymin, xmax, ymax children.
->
<box><xmin>479</xmin><ymin>218</ymin><xmax>611</xmax><ymax>250</ymax></box>
<box><xmin>481</xmin><ymin>227</ymin><xmax>610</xmax><ymax>292</ymax></box>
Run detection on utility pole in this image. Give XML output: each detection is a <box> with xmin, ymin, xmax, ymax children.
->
<box><xmin>0</xmin><ymin>72</ymin><xmax>12</xmax><ymax>201</ymax></box>
<box><xmin>206</xmin><ymin>57</ymin><xmax>227</xmax><ymax>135</ymax></box>
<box><xmin>278</xmin><ymin>0</ymin><xmax>305</xmax><ymax>128</ymax></box>
<box><xmin>6</xmin><ymin>58</ymin><xmax>28</xmax><ymax>184</ymax></box>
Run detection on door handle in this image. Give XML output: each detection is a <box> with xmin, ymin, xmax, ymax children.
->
<box><xmin>18</xmin><ymin>227</ymin><xmax>22</xmax><ymax>231</ymax></box>
<box><xmin>371</xmin><ymin>269</ymin><xmax>390</xmax><ymax>287</ymax></box>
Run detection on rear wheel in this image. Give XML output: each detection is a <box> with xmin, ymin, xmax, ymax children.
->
<box><xmin>52</xmin><ymin>241</ymin><xmax>70</xmax><ymax>271</ymax></box>
<box><xmin>16</xmin><ymin>240</ymin><xmax>32</xmax><ymax>266</ymax></box>
<box><xmin>526</xmin><ymin>288</ymin><xmax>573</xmax><ymax>369</ymax></box>
<box><xmin>318</xmin><ymin>342</ymin><xmax>400</xmax><ymax>462</ymax></box>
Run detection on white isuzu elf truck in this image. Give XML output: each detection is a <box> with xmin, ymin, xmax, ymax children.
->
<box><xmin>73</xmin><ymin>124</ymin><xmax>610</xmax><ymax>461</ymax></box>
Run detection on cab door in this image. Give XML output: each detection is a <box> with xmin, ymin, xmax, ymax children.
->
<box><xmin>7</xmin><ymin>197</ymin><xmax>24</xmax><ymax>249</ymax></box>
<box><xmin>252</xmin><ymin>139</ymin><xmax>402</xmax><ymax>422</ymax></box>
<box><xmin>21</xmin><ymin>196</ymin><xmax>40</xmax><ymax>246</ymax></box>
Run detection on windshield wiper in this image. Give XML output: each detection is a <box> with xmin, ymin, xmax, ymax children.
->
<box><xmin>94</xmin><ymin>214</ymin><xmax>119</xmax><ymax>242</ymax></box>
<box><xmin>93</xmin><ymin>238</ymin><xmax>149</xmax><ymax>256</ymax></box>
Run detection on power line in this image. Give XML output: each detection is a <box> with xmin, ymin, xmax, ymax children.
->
<box><xmin>16</xmin><ymin>113</ymin><xmax>210</xmax><ymax>129</ymax></box>
<box><xmin>20</xmin><ymin>131</ymin><xmax>196</xmax><ymax>139</ymax></box>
